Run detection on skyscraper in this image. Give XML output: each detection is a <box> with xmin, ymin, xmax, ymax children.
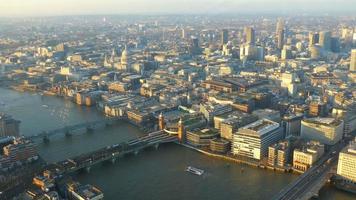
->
<box><xmin>244</xmin><ymin>27</ymin><xmax>255</xmax><ymax>45</ymax></box>
<box><xmin>276</xmin><ymin>18</ymin><xmax>284</xmax><ymax>33</ymax></box>
<box><xmin>277</xmin><ymin>29</ymin><xmax>285</xmax><ymax>49</ymax></box>
<box><xmin>319</xmin><ymin>31</ymin><xmax>331</xmax><ymax>51</ymax></box>
<box><xmin>221</xmin><ymin>29</ymin><xmax>228</xmax><ymax>46</ymax></box>
<box><xmin>350</xmin><ymin>49</ymin><xmax>356</xmax><ymax>71</ymax></box>
<box><xmin>309</xmin><ymin>32</ymin><xmax>319</xmax><ymax>47</ymax></box>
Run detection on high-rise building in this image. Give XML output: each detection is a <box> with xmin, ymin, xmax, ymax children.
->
<box><xmin>232</xmin><ymin>119</ymin><xmax>283</xmax><ymax>160</ymax></box>
<box><xmin>181</xmin><ymin>28</ymin><xmax>187</xmax><ymax>39</ymax></box>
<box><xmin>309</xmin><ymin>32</ymin><xmax>319</xmax><ymax>47</ymax></box>
<box><xmin>221</xmin><ymin>29</ymin><xmax>228</xmax><ymax>46</ymax></box>
<box><xmin>244</xmin><ymin>27</ymin><xmax>255</xmax><ymax>45</ymax></box>
<box><xmin>350</xmin><ymin>49</ymin><xmax>356</xmax><ymax>72</ymax></box>
<box><xmin>337</xmin><ymin>140</ymin><xmax>356</xmax><ymax>183</ymax></box>
<box><xmin>277</xmin><ymin>29</ymin><xmax>285</xmax><ymax>49</ymax></box>
<box><xmin>330</xmin><ymin>37</ymin><xmax>340</xmax><ymax>53</ymax></box>
<box><xmin>319</xmin><ymin>31</ymin><xmax>331</xmax><ymax>51</ymax></box>
<box><xmin>282</xmin><ymin>113</ymin><xmax>303</xmax><ymax>138</ymax></box>
<box><xmin>189</xmin><ymin>37</ymin><xmax>201</xmax><ymax>55</ymax></box>
<box><xmin>281</xmin><ymin>47</ymin><xmax>292</xmax><ymax>60</ymax></box>
<box><xmin>301</xmin><ymin>118</ymin><xmax>344</xmax><ymax>145</ymax></box>
<box><xmin>276</xmin><ymin>18</ymin><xmax>284</xmax><ymax>33</ymax></box>
<box><xmin>0</xmin><ymin>113</ymin><xmax>20</xmax><ymax>137</ymax></box>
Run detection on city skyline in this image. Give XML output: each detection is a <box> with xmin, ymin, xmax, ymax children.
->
<box><xmin>0</xmin><ymin>0</ymin><xmax>356</xmax><ymax>17</ymax></box>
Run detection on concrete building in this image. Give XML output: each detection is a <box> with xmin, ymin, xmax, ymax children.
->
<box><xmin>309</xmin><ymin>32</ymin><xmax>319</xmax><ymax>47</ymax></box>
<box><xmin>301</xmin><ymin>118</ymin><xmax>344</xmax><ymax>145</ymax></box>
<box><xmin>2</xmin><ymin>137</ymin><xmax>38</xmax><ymax>165</ymax></box>
<box><xmin>214</xmin><ymin>111</ymin><xmax>258</xmax><ymax>140</ymax></box>
<box><xmin>252</xmin><ymin>109</ymin><xmax>281</xmax><ymax>123</ymax></box>
<box><xmin>282</xmin><ymin>113</ymin><xmax>303</xmax><ymax>138</ymax></box>
<box><xmin>210</xmin><ymin>138</ymin><xmax>230</xmax><ymax>154</ymax></box>
<box><xmin>232</xmin><ymin>119</ymin><xmax>283</xmax><ymax>160</ymax></box>
<box><xmin>67</xmin><ymin>182</ymin><xmax>104</xmax><ymax>200</ymax></box>
<box><xmin>268</xmin><ymin>140</ymin><xmax>290</xmax><ymax>168</ymax></box>
<box><xmin>350</xmin><ymin>49</ymin><xmax>356</xmax><ymax>72</ymax></box>
<box><xmin>277</xmin><ymin>29</ymin><xmax>285</xmax><ymax>49</ymax></box>
<box><xmin>337</xmin><ymin>140</ymin><xmax>356</xmax><ymax>183</ymax></box>
<box><xmin>244</xmin><ymin>27</ymin><xmax>255</xmax><ymax>45</ymax></box>
<box><xmin>186</xmin><ymin>128</ymin><xmax>219</xmax><ymax>147</ymax></box>
<box><xmin>309</xmin><ymin>101</ymin><xmax>327</xmax><ymax>117</ymax></box>
<box><xmin>0</xmin><ymin>113</ymin><xmax>20</xmax><ymax>137</ymax></box>
<box><xmin>200</xmin><ymin>102</ymin><xmax>232</xmax><ymax>124</ymax></box>
<box><xmin>319</xmin><ymin>31</ymin><xmax>331</xmax><ymax>51</ymax></box>
<box><xmin>293</xmin><ymin>141</ymin><xmax>324</xmax><ymax>172</ymax></box>
<box><xmin>221</xmin><ymin>29</ymin><xmax>228</xmax><ymax>46</ymax></box>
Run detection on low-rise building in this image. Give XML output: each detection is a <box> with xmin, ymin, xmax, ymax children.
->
<box><xmin>210</xmin><ymin>138</ymin><xmax>231</xmax><ymax>154</ymax></box>
<box><xmin>293</xmin><ymin>141</ymin><xmax>324</xmax><ymax>172</ymax></box>
<box><xmin>301</xmin><ymin>117</ymin><xmax>344</xmax><ymax>145</ymax></box>
<box><xmin>268</xmin><ymin>140</ymin><xmax>291</xmax><ymax>168</ymax></box>
<box><xmin>186</xmin><ymin>128</ymin><xmax>219</xmax><ymax>147</ymax></box>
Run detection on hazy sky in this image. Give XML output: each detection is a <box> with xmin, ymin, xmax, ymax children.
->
<box><xmin>0</xmin><ymin>0</ymin><xmax>355</xmax><ymax>17</ymax></box>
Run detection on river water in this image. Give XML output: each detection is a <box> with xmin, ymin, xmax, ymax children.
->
<box><xmin>0</xmin><ymin>88</ymin><xmax>354</xmax><ymax>200</ymax></box>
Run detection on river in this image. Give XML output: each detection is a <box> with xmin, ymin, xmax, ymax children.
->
<box><xmin>0</xmin><ymin>87</ymin><xmax>354</xmax><ymax>200</ymax></box>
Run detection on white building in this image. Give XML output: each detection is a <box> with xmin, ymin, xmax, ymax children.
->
<box><xmin>337</xmin><ymin>140</ymin><xmax>356</xmax><ymax>183</ymax></box>
<box><xmin>301</xmin><ymin>118</ymin><xmax>344</xmax><ymax>145</ymax></box>
<box><xmin>232</xmin><ymin>119</ymin><xmax>283</xmax><ymax>160</ymax></box>
<box><xmin>199</xmin><ymin>102</ymin><xmax>232</xmax><ymax>124</ymax></box>
<box><xmin>293</xmin><ymin>141</ymin><xmax>324</xmax><ymax>172</ymax></box>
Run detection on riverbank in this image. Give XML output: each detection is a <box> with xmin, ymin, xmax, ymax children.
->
<box><xmin>180</xmin><ymin>143</ymin><xmax>292</xmax><ymax>173</ymax></box>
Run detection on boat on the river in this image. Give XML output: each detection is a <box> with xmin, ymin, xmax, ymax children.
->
<box><xmin>186</xmin><ymin>166</ymin><xmax>204</xmax><ymax>176</ymax></box>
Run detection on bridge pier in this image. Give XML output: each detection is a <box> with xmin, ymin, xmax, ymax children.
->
<box><xmin>134</xmin><ymin>150</ymin><xmax>139</xmax><ymax>156</ymax></box>
<box><xmin>86</xmin><ymin>126</ymin><xmax>94</xmax><ymax>132</ymax></box>
<box><xmin>111</xmin><ymin>157</ymin><xmax>116</xmax><ymax>164</ymax></box>
<box><xmin>154</xmin><ymin>143</ymin><xmax>159</xmax><ymax>150</ymax></box>
<box><xmin>85</xmin><ymin>166</ymin><xmax>91</xmax><ymax>173</ymax></box>
<box><xmin>65</xmin><ymin>131</ymin><xmax>72</xmax><ymax>137</ymax></box>
<box><xmin>43</xmin><ymin>135</ymin><xmax>50</xmax><ymax>143</ymax></box>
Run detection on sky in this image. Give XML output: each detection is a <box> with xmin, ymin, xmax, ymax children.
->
<box><xmin>0</xmin><ymin>0</ymin><xmax>355</xmax><ymax>17</ymax></box>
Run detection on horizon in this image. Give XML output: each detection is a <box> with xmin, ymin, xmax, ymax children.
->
<box><xmin>0</xmin><ymin>0</ymin><xmax>355</xmax><ymax>17</ymax></box>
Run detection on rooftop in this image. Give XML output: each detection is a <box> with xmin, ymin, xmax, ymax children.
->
<box><xmin>240</xmin><ymin>119</ymin><xmax>280</xmax><ymax>136</ymax></box>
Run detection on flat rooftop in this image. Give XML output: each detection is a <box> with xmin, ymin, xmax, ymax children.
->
<box><xmin>240</xmin><ymin>119</ymin><xmax>280</xmax><ymax>136</ymax></box>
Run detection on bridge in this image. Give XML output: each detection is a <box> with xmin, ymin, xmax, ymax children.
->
<box><xmin>272</xmin><ymin>141</ymin><xmax>346</xmax><ymax>200</ymax></box>
<box><xmin>28</xmin><ymin>118</ymin><xmax>118</xmax><ymax>142</ymax></box>
<box><xmin>44</xmin><ymin>131</ymin><xmax>178</xmax><ymax>175</ymax></box>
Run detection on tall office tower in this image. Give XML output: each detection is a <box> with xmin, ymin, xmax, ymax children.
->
<box><xmin>337</xmin><ymin>141</ymin><xmax>356</xmax><ymax>183</ymax></box>
<box><xmin>181</xmin><ymin>28</ymin><xmax>187</xmax><ymax>39</ymax></box>
<box><xmin>330</xmin><ymin>37</ymin><xmax>340</xmax><ymax>53</ymax></box>
<box><xmin>319</xmin><ymin>31</ymin><xmax>331</xmax><ymax>51</ymax></box>
<box><xmin>350</xmin><ymin>49</ymin><xmax>356</xmax><ymax>72</ymax></box>
<box><xmin>277</xmin><ymin>29</ymin><xmax>285</xmax><ymax>49</ymax></box>
<box><xmin>309</xmin><ymin>32</ymin><xmax>319</xmax><ymax>47</ymax></box>
<box><xmin>244</xmin><ymin>27</ymin><xmax>255</xmax><ymax>45</ymax></box>
<box><xmin>190</xmin><ymin>37</ymin><xmax>201</xmax><ymax>55</ymax></box>
<box><xmin>221</xmin><ymin>29</ymin><xmax>228</xmax><ymax>46</ymax></box>
<box><xmin>276</xmin><ymin>18</ymin><xmax>284</xmax><ymax>33</ymax></box>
